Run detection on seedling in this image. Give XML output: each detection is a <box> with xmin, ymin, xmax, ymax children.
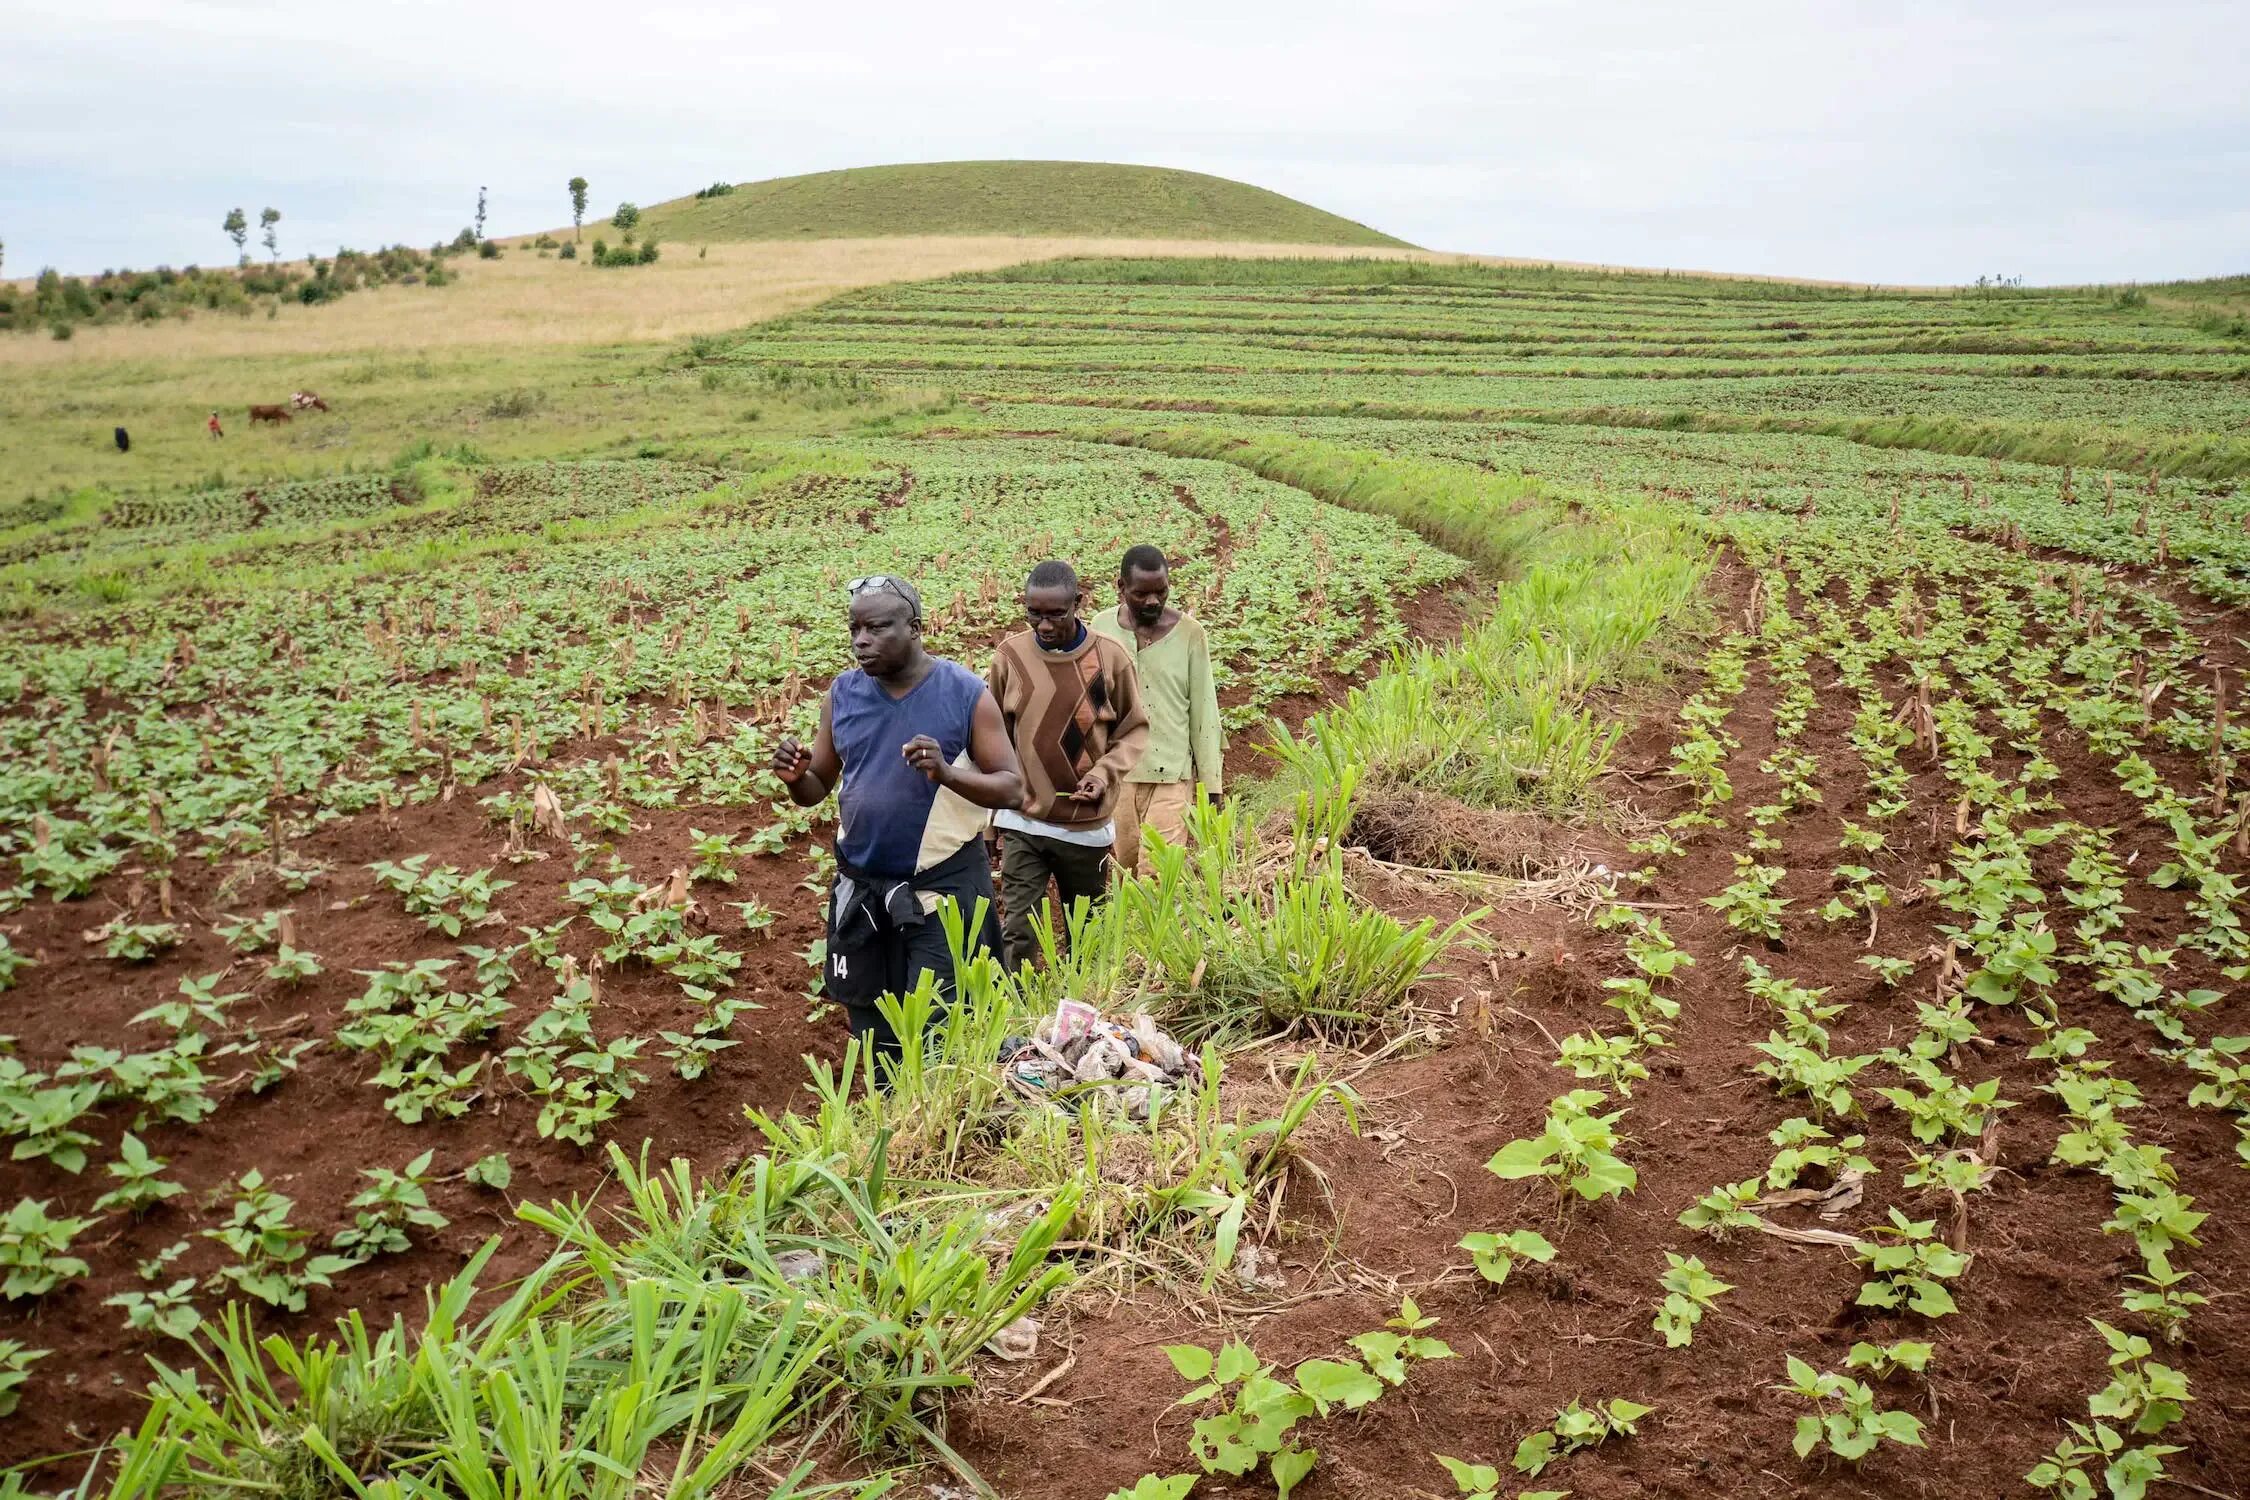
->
<box><xmin>1854</xmin><ymin>1208</ymin><xmax>1970</xmax><ymax>1317</ymax></box>
<box><xmin>1845</xmin><ymin>1340</ymin><xmax>1933</xmax><ymax>1379</ymax></box>
<box><xmin>137</xmin><ymin>1239</ymin><xmax>189</xmax><ymax>1282</ymax></box>
<box><xmin>100</xmin><ymin>920</ymin><xmax>183</xmax><ymax>962</ymax></box>
<box><xmin>213</xmin><ymin>909</ymin><xmax>286</xmax><ymax>954</ymax></box>
<box><xmin>1460</xmin><ymin>1228</ymin><xmax>1556</xmax><ymax>1287</ymax></box>
<box><xmin>465</xmin><ymin>1152</ymin><xmax>512</xmax><ymax>1190</ymax></box>
<box><xmin>91</xmin><ymin>1132</ymin><xmax>185</xmax><ymax>1215</ymax></box>
<box><xmin>1103</xmin><ymin>1480</ymin><xmax>1197</xmax><ymax>1500</ymax></box>
<box><xmin>1765</xmin><ymin>1118</ymin><xmax>1875</xmax><ymax>1190</ymax></box>
<box><xmin>460</xmin><ymin>942</ymin><xmax>519</xmax><ymax>991</ymax></box>
<box><xmin>202</xmin><ymin>1169</ymin><xmax>357</xmax><ymax>1312</ymax></box>
<box><xmin>264</xmin><ymin>944</ymin><xmax>322</xmax><ymax>984</ymax></box>
<box><xmin>1751</xmin><ymin>1039</ymin><xmax>1870</xmax><ymax>1119</ymax></box>
<box><xmin>5</xmin><ymin>1081</ymin><xmax>102</xmax><ymax>1172</ymax></box>
<box><xmin>0</xmin><ymin>1198</ymin><xmax>92</xmax><ymax>1298</ymax></box>
<box><xmin>1778</xmin><ymin>1357</ymin><xmax>1925</xmax><ymax>1461</ymax></box>
<box><xmin>1167</xmin><ymin>1299</ymin><xmax>1450</xmax><ymax>1497</ymax></box>
<box><xmin>0</xmin><ymin>1340</ymin><xmax>44</xmax><ymax>1416</ymax></box>
<box><xmin>1857</xmin><ymin>954</ymin><xmax>1917</xmax><ymax>987</ymax></box>
<box><xmin>1514</xmin><ymin>1398</ymin><xmax>1653</xmax><ymax>1477</ymax></box>
<box><xmin>1652</xmin><ymin>1253</ymin><xmax>1732</xmax><ymax>1348</ymax></box>
<box><xmin>1554</xmin><ymin>1031</ymin><xmax>1649</xmax><ymax>1095</ymax></box>
<box><xmin>106</xmin><ymin>1277</ymin><xmax>201</xmax><ymax>1340</ymax></box>
<box><xmin>1679</xmin><ymin>1178</ymin><xmax>1763</xmax><ymax>1240</ymax></box>
<box><xmin>331</xmin><ymin>1150</ymin><xmax>450</xmax><ymax>1260</ymax></box>
<box><xmin>1706</xmin><ymin>855</ymin><xmax>1789</xmax><ymax>940</ymax></box>
<box><xmin>1486</xmin><ymin>1091</ymin><xmax>1637</xmax><ymax>1201</ymax></box>
<box><xmin>658</xmin><ymin>1029</ymin><xmax>737</xmax><ymax>1079</ymax></box>
<box><xmin>687</xmin><ymin>827</ymin><xmax>752</xmax><ymax>884</ymax></box>
<box><xmin>1346</xmin><ymin>1295</ymin><xmax>1456</xmax><ymax>1385</ymax></box>
<box><xmin>369</xmin><ymin>855</ymin><xmax>513</xmax><ymax>936</ymax></box>
<box><xmin>2087</xmin><ymin>1320</ymin><xmax>2192</xmax><ymax>1436</ymax></box>
<box><xmin>2121</xmin><ymin>1262</ymin><xmax>2206</xmax><ymax>1345</ymax></box>
<box><xmin>135</xmin><ymin>973</ymin><xmax>244</xmax><ymax>1034</ymax></box>
<box><xmin>2026</xmin><ymin>1421</ymin><xmax>2180</xmax><ymax>1500</ymax></box>
<box><xmin>1875</xmin><ymin>1062</ymin><xmax>2014</xmax><ymax>1144</ymax></box>
<box><xmin>1434</xmin><ymin>1455</ymin><xmax>1568</xmax><ymax>1500</ymax></box>
<box><xmin>2103</xmin><ymin>1189</ymin><xmax>2205</xmax><ymax>1273</ymax></box>
<box><xmin>0</xmin><ymin>935</ymin><xmax>30</xmax><ymax>992</ymax></box>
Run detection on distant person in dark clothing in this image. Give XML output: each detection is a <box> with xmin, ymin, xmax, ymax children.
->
<box><xmin>773</xmin><ymin>574</ymin><xmax>1023</xmax><ymax>1068</ymax></box>
<box><xmin>114</xmin><ymin>427</ymin><xmax>130</xmax><ymax>453</ymax></box>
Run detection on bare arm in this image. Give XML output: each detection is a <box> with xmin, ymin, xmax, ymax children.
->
<box><xmin>773</xmin><ymin>694</ymin><xmax>842</xmax><ymax>806</ymax></box>
<box><xmin>918</xmin><ymin>687</ymin><xmax>1024</xmax><ymax>811</ymax></box>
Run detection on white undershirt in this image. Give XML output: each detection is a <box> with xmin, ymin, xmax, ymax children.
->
<box><xmin>993</xmin><ymin>808</ymin><xmax>1116</xmax><ymax>847</ymax></box>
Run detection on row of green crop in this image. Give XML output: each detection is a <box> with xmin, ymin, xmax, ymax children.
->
<box><xmin>41</xmin><ymin>422</ymin><xmax>1708</xmax><ymax>1498</ymax></box>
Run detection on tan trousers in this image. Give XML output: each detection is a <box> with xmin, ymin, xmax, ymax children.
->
<box><xmin>1114</xmin><ymin>780</ymin><xmax>1194</xmax><ymax>878</ymax></box>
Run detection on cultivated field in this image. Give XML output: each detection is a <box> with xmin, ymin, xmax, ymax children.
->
<box><xmin>1</xmin><ymin>244</ymin><xmax>2247</xmax><ymax>1500</ymax></box>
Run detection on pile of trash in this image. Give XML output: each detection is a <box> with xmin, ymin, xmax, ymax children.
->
<box><xmin>998</xmin><ymin>999</ymin><xmax>1197</xmax><ymax>1119</ymax></box>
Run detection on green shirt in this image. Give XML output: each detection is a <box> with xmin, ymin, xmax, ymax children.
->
<box><xmin>1090</xmin><ymin>607</ymin><xmax>1223</xmax><ymax>792</ymax></box>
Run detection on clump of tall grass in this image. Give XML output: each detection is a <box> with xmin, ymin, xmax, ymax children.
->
<box><xmin>1025</xmin><ymin>776</ymin><xmax>1474</xmax><ymax>1043</ymax></box>
<box><xmin>1269</xmin><ymin>510</ymin><xmax>1705</xmax><ymax>814</ymax></box>
<box><xmin>759</xmin><ymin>909</ymin><xmax>1363</xmax><ymax>1283</ymax></box>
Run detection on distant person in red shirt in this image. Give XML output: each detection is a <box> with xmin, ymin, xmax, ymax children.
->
<box><xmin>206</xmin><ymin>412</ymin><xmax>223</xmax><ymax>439</ymax></box>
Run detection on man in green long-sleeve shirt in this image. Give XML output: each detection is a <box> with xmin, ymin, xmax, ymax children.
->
<box><xmin>1090</xmin><ymin>544</ymin><xmax>1224</xmax><ymax>876</ymax></box>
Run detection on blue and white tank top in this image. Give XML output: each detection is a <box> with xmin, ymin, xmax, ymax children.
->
<box><xmin>831</xmin><ymin>657</ymin><xmax>990</xmax><ymax>879</ymax></box>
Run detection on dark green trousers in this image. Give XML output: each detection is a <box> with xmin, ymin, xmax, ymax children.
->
<box><xmin>999</xmin><ymin>829</ymin><xmax>1113</xmax><ymax>972</ymax></box>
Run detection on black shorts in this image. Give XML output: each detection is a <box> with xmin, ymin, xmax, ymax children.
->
<box><xmin>824</xmin><ymin>862</ymin><xmax>1000</xmax><ymax>1059</ymax></box>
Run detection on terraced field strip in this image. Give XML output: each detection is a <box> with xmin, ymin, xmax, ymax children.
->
<box><xmin>727</xmin><ymin>263</ymin><xmax>2250</xmax><ymax>480</ymax></box>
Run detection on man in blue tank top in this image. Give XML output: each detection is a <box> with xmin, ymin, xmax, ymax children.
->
<box><xmin>773</xmin><ymin>575</ymin><xmax>1023</xmax><ymax>1071</ymax></box>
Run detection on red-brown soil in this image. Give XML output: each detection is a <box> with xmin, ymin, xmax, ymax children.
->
<box><xmin>0</xmin><ymin>791</ymin><xmax>836</xmax><ymax>1461</ymax></box>
<box><xmin>0</xmin><ymin>579</ymin><xmax>1471</xmax><ymax>1465</ymax></box>
<box><xmin>944</xmin><ymin>561</ymin><xmax>2250</xmax><ymax>1499</ymax></box>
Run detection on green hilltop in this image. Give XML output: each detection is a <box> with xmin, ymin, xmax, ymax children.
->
<box><xmin>634</xmin><ymin>161</ymin><xmax>1411</xmax><ymax>247</ymax></box>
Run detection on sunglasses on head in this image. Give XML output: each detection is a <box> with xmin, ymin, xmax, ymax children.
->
<box><xmin>846</xmin><ymin>574</ymin><xmax>921</xmax><ymax>623</ymax></box>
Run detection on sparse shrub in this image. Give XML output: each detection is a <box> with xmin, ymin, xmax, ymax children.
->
<box><xmin>558</xmin><ymin>242</ymin><xmax>576</xmax><ymax>260</ymax></box>
<box><xmin>484</xmin><ymin>388</ymin><xmax>546</xmax><ymax>419</ymax></box>
<box><xmin>477</xmin><ymin>240</ymin><xmax>500</xmax><ymax>260</ymax></box>
<box><xmin>611</xmin><ymin>202</ymin><xmax>640</xmax><ymax>232</ymax></box>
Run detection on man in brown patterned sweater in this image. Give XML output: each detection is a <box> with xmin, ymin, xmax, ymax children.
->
<box><xmin>986</xmin><ymin>559</ymin><xmax>1151</xmax><ymax>971</ymax></box>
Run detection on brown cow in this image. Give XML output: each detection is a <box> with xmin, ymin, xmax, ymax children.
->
<box><xmin>248</xmin><ymin>404</ymin><xmax>292</xmax><ymax>425</ymax></box>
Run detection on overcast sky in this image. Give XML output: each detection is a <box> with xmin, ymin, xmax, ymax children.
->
<box><xmin>5</xmin><ymin>0</ymin><xmax>2244</xmax><ymax>285</ymax></box>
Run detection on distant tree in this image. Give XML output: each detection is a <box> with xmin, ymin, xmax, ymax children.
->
<box><xmin>259</xmin><ymin>208</ymin><xmax>281</xmax><ymax>264</ymax></box>
<box><xmin>475</xmin><ymin>186</ymin><xmax>488</xmax><ymax>242</ymax></box>
<box><xmin>223</xmin><ymin>208</ymin><xmax>249</xmax><ymax>261</ymax></box>
<box><xmin>568</xmin><ymin>177</ymin><xmax>589</xmax><ymax>241</ymax></box>
<box><xmin>611</xmin><ymin>202</ymin><xmax>640</xmax><ymax>233</ymax></box>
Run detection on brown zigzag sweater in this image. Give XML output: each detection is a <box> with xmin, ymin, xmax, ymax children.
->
<box><xmin>986</xmin><ymin>627</ymin><xmax>1151</xmax><ymax>832</ymax></box>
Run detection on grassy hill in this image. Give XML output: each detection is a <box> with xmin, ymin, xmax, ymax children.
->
<box><xmin>634</xmin><ymin>161</ymin><xmax>1410</xmax><ymax>247</ymax></box>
